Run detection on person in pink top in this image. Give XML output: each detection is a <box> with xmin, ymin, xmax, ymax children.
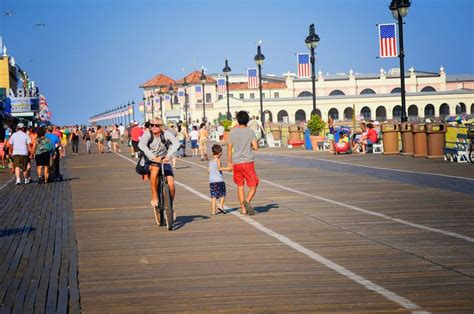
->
<box><xmin>130</xmin><ymin>122</ymin><xmax>144</xmax><ymax>158</ymax></box>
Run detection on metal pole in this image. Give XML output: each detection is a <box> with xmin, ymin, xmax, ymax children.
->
<box><xmin>184</xmin><ymin>87</ymin><xmax>188</xmax><ymax>126</ymax></box>
<box><xmin>160</xmin><ymin>96</ymin><xmax>164</xmax><ymax>121</ymax></box>
<box><xmin>226</xmin><ymin>74</ymin><xmax>231</xmax><ymax>120</ymax></box>
<box><xmin>258</xmin><ymin>64</ymin><xmax>264</xmax><ymax>126</ymax></box>
<box><xmin>202</xmin><ymin>83</ymin><xmax>206</xmax><ymax>123</ymax></box>
<box><xmin>310</xmin><ymin>46</ymin><xmax>317</xmax><ymax>113</ymax></box>
<box><xmin>398</xmin><ymin>14</ymin><xmax>408</xmax><ymax>122</ymax></box>
<box><xmin>143</xmin><ymin>100</ymin><xmax>147</xmax><ymax>123</ymax></box>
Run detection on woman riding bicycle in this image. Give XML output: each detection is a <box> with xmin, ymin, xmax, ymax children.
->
<box><xmin>138</xmin><ymin>118</ymin><xmax>180</xmax><ymax>209</ymax></box>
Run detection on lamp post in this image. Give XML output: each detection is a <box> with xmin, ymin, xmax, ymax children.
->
<box><xmin>254</xmin><ymin>45</ymin><xmax>265</xmax><ymax>126</ymax></box>
<box><xmin>158</xmin><ymin>88</ymin><xmax>164</xmax><ymax>121</ymax></box>
<box><xmin>150</xmin><ymin>94</ymin><xmax>155</xmax><ymax>120</ymax></box>
<box><xmin>131</xmin><ymin>100</ymin><xmax>135</xmax><ymax>122</ymax></box>
<box><xmin>183</xmin><ymin>77</ymin><xmax>189</xmax><ymax>126</ymax></box>
<box><xmin>389</xmin><ymin>0</ymin><xmax>411</xmax><ymax>122</ymax></box>
<box><xmin>200</xmin><ymin>69</ymin><xmax>207</xmax><ymax>123</ymax></box>
<box><xmin>222</xmin><ymin>59</ymin><xmax>232</xmax><ymax>120</ymax></box>
<box><xmin>168</xmin><ymin>83</ymin><xmax>174</xmax><ymax>110</ymax></box>
<box><xmin>305</xmin><ymin>23</ymin><xmax>320</xmax><ymax>115</ymax></box>
<box><xmin>142</xmin><ymin>97</ymin><xmax>147</xmax><ymax>123</ymax></box>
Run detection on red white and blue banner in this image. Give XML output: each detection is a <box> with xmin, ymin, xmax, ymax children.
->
<box><xmin>195</xmin><ymin>85</ymin><xmax>202</xmax><ymax>98</ymax></box>
<box><xmin>217</xmin><ymin>78</ymin><xmax>226</xmax><ymax>93</ymax></box>
<box><xmin>297</xmin><ymin>53</ymin><xmax>310</xmax><ymax>78</ymax></box>
<box><xmin>247</xmin><ymin>68</ymin><xmax>258</xmax><ymax>89</ymax></box>
<box><xmin>378</xmin><ymin>23</ymin><xmax>397</xmax><ymax>58</ymax></box>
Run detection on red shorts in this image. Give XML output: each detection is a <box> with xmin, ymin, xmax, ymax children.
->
<box><xmin>233</xmin><ymin>162</ymin><xmax>259</xmax><ymax>187</ymax></box>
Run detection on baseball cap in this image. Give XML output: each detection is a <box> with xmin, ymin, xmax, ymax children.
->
<box><xmin>17</xmin><ymin>122</ymin><xmax>25</xmax><ymax>128</ymax></box>
<box><xmin>133</xmin><ymin>121</ymin><xmax>138</xmax><ymax>125</ymax></box>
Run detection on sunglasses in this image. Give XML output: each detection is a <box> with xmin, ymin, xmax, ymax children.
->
<box><xmin>150</xmin><ymin>123</ymin><xmax>162</xmax><ymax>127</ymax></box>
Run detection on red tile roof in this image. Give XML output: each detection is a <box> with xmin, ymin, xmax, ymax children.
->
<box><xmin>140</xmin><ymin>74</ymin><xmax>175</xmax><ymax>88</ymax></box>
<box><xmin>175</xmin><ymin>71</ymin><xmax>216</xmax><ymax>85</ymax></box>
<box><xmin>228</xmin><ymin>82</ymin><xmax>286</xmax><ymax>91</ymax></box>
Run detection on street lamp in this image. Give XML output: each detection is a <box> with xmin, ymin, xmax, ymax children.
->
<box><xmin>200</xmin><ymin>69</ymin><xmax>207</xmax><ymax>123</ymax></box>
<box><xmin>142</xmin><ymin>97</ymin><xmax>147</xmax><ymax>123</ymax></box>
<box><xmin>168</xmin><ymin>83</ymin><xmax>174</xmax><ymax>110</ymax></box>
<box><xmin>305</xmin><ymin>23</ymin><xmax>320</xmax><ymax>115</ymax></box>
<box><xmin>183</xmin><ymin>77</ymin><xmax>189</xmax><ymax>126</ymax></box>
<box><xmin>222</xmin><ymin>59</ymin><xmax>232</xmax><ymax>120</ymax></box>
<box><xmin>131</xmin><ymin>100</ymin><xmax>135</xmax><ymax>122</ymax></box>
<box><xmin>389</xmin><ymin>0</ymin><xmax>411</xmax><ymax>122</ymax></box>
<box><xmin>254</xmin><ymin>45</ymin><xmax>265</xmax><ymax>126</ymax></box>
<box><xmin>150</xmin><ymin>94</ymin><xmax>155</xmax><ymax>119</ymax></box>
<box><xmin>158</xmin><ymin>88</ymin><xmax>165</xmax><ymax>121</ymax></box>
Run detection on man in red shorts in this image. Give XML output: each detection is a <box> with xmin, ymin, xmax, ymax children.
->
<box><xmin>227</xmin><ymin>111</ymin><xmax>259</xmax><ymax>215</ymax></box>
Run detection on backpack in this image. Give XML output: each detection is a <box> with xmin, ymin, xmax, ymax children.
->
<box><xmin>36</xmin><ymin>138</ymin><xmax>53</xmax><ymax>155</ymax></box>
<box><xmin>135</xmin><ymin>131</ymin><xmax>169</xmax><ymax>175</ymax></box>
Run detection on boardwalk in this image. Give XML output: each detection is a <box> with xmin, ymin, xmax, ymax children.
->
<box><xmin>1</xmin><ymin>143</ymin><xmax>474</xmax><ymax>312</ymax></box>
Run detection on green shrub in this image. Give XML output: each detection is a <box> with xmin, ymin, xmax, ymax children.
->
<box><xmin>307</xmin><ymin>114</ymin><xmax>326</xmax><ymax>136</ymax></box>
<box><xmin>220</xmin><ymin>119</ymin><xmax>232</xmax><ymax>131</ymax></box>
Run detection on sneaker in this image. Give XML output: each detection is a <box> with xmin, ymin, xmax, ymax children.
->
<box><xmin>24</xmin><ymin>178</ymin><xmax>30</xmax><ymax>184</ymax></box>
<box><xmin>242</xmin><ymin>200</ymin><xmax>255</xmax><ymax>215</ymax></box>
<box><xmin>15</xmin><ymin>179</ymin><xmax>21</xmax><ymax>185</ymax></box>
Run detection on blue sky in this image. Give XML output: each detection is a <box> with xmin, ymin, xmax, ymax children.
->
<box><xmin>1</xmin><ymin>0</ymin><xmax>473</xmax><ymax>125</ymax></box>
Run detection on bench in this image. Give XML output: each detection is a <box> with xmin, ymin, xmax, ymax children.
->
<box><xmin>444</xmin><ymin>133</ymin><xmax>470</xmax><ymax>163</ymax></box>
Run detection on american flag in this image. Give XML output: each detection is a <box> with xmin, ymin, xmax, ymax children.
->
<box><xmin>247</xmin><ymin>68</ymin><xmax>258</xmax><ymax>88</ymax></box>
<box><xmin>379</xmin><ymin>23</ymin><xmax>397</xmax><ymax>58</ymax></box>
<box><xmin>146</xmin><ymin>101</ymin><xmax>152</xmax><ymax>112</ymax></box>
<box><xmin>297</xmin><ymin>53</ymin><xmax>310</xmax><ymax>78</ymax></box>
<box><xmin>195</xmin><ymin>85</ymin><xmax>202</xmax><ymax>98</ymax></box>
<box><xmin>178</xmin><ymin>90</ymin><xmax>185</xmax><ymax>103</ymax></box>
<box><xmin>217</xmin><ymin>78</ymin><xmax>226</xmax><ymax>93</ymax></box>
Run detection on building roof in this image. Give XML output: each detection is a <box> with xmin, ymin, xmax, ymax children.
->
<box><xmin>228</xmin><ymin>82</ymin><xmax>287</xmax><ymax>91</ymax></box>
<box><xmin>175</xmin><ymin>71</ymin><xmax>216</xmax><ymax>85</ymax></box>
<box><xmin>140</xmin><ymin>74</ymin><xmax>175</xmax><ymax>88</ymax></box>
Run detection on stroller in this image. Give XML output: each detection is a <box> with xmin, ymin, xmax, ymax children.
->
<box><xmin>333</xmin><ymin>126</ymin><xmax>352</xmax><ymax>155</ymax></box>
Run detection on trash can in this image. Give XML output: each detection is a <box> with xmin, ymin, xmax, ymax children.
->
<box><xmin>289</xmin><ymin>125</ymin><xmax>302</xmax><ymax>141</ymax></box>
<box><xmin>399</xmin><ymin>122</ymin><xmax>414</xmax><ymax>156</ymax></box>
<box><xmin>412</xmin><ymin>124</ymin><xmax>427</xmax><ymax>157</ymax></box>
<box><xmin>426</xmin><ymin>123</ymin><xmax>446</xmax><ymax>159</ymax></box>
<box><xmin>381</xmin><ymin>123</ymin><xmax>399</xmax><ymax>155</ymax></box>
<box><xmin>271</xmin><ymin>126</ymin><xmax>281</xmax><ymax>141</ymax></box>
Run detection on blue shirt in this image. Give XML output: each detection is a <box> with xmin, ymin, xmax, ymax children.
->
<box><xmin>45</xmin><ymin>133</ymin><xmax>60</xmax><ymax>149</ymax></box>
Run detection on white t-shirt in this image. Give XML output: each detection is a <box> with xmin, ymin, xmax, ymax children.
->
<box><xmin>10</xmin><ymin>131</ymin><xmax>31</xmax><ymax>156</ymax></box>
<box><xmin>118</xmin><ymin>125</ymin><xmax>125</xmax><ymax>135</ymax></box>
<box><xmin>189</xmin><ymin>130</ymin><xmax>199</xmax><ymax>140</ymax></box>
<box><xmin>217</xmin><ymin>125</ymin><xmax>225</xmax><ymax>136</ymax></box>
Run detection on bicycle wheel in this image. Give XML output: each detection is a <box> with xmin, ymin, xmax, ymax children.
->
<box><xmin>468</xmin><ymin>144</ymin><xmax>474</xmax><ymax>163</ymax></box>
<box><xmin>162</xmin><ymin>182</ymin><xmax>174</xmax><ymax>231</ymax></box>
<box><xmin>153</xmin><ymin>204</ymin><xmax>162</xmax><ymax>226</ymax></box>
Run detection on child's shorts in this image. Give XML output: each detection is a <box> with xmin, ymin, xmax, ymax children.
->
<box><xmin>210</xmin><ymin>181</ymin><xmax>226</xmax><ymax>199</ymax></box>
<box><xmin>191</xmin><ymin>140</ymin><xmax>198</xmax><ymax>149</ymax></box>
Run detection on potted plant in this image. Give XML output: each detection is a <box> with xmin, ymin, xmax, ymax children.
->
<box><xmin>306</xmin><ymin>114</ymin><xmax>326</xmax><ymax>150</ymax></box>
<box><xmin>220</xmin><ymin>119</ymin><xmax>232</xmax><ymax>141</ymax></box>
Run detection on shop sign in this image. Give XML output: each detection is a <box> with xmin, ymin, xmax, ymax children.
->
<box><xmin>9</xmin><ymin>97</ymin><xmax>39</xmax><ymax>113</ymax></box>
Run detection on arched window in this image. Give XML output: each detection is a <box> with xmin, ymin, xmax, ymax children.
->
<box><xmin>393</xmin><ymin>105</ymin><xmax>402</xmax><ymax>120</ymax></box>
<box><xmin>277</xmin><ymin>110</ymin><xmax>289</xmax><ymax>123</ymax></box>
<box><xmin>311</xmin><ymin>109</ymin><xmax>321</xmax><ymax>118</ymax></box>
<box><xmin>360</xmin><ymin>88</ymin><xmax>376</xmax><ymax>95</ymax></box>
<box><xmin>375</xmin><ymin>106</ymin><xmax>387</xmax><ymax>121</ymax></box>
<box><xmin>295</xmin><ymin>109</ymin><xmax>306</xmax><ymax>122</ymax></box>
<box><xmin>343</xmin><ymin>107</ymin><xmax>353</xmax><ymax>121</ymax></box>
<box><xmin>408</xmin><ymin>105</ymin><xmax>418</xmax><ymax>119</ymax></box>
<box><xmin>263</xmin><ymin>110</ymin><xmax>273</xmax><ymax>123</ymax></box>
<box><xmin>391</xmin><ymin>87</ymin><xmax>401</xmax><ymax>94</ymax></box>
<box><xmin>424</xmin><ymin>104</ymin><xmax>435</xmax><ymax>117</ymax></box>
<box><xmin>328</xmin><ymin>108</ymin><xmax>339</xmax><ymax>120</ymax></box>
<box><xmin>421</xmin><ymin>86</ymin><xmax>436</xmax><ymax>92</ymax></box>
<box><xmin>297</xmin><ymin>91</ymin><xmax>313</xmax><ymax>97</ymax></box>
<box><xmin>456</xmin><ymin>103</ymin><xmax>466</xmax><ymax>114</ymax></box>
<box><xmin>439</xmin><ymin>103</ymin><xmax>450</xmax><ymax>118</ymax></box>
<box><xmin>329</xmin><ymin>90</ymin><xmax>345</xmax><ymax>96</ymax></box>
<box><xmin>471</xmin><ymin>104</ymin><xmax>474</xmax><ymax>114</ymax></box>
<box><xmin>361</xmin><ymin>106</ymin><xmax>371</xmax><ymax>120</ymax></box>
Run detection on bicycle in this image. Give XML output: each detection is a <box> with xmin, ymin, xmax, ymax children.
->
<box><xmin>152</xmin><ymin>162</ymin><xmax>174</xmax><ymax>230</ymax></box>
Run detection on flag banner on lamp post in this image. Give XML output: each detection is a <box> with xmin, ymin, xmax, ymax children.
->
<box><xmin>195</xmin><ymin>85</ymin><xmax>202</xmax><ymax>98</ymax></box>
<box><xmin>138</xmin><ymin>103</ymin><xmax>144</xmax><ymax>112</ymax></box>
<box><xmin>217</xmin><ymin>78</ymin><xmax>226</xmax><ymax>93</ymax></box>
<box><xmin>378</xmin><ymin>23</ymin><xmax>397</xmax><ymax>58</ymax></box>
<box><xmin>247</xmin><ymin>68</ymin><xmax>258</xmax><ymax>88</ymax></box>
<box><xmin>297</xmin><ymin>53</ymin><xmax>310</xmax><ymax>78</ymax></box>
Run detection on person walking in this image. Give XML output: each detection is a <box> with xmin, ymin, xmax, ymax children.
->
<box><xmin>70</xmin><ymin>127</ymin><xmax>80</xmax><ymax>155</ymax></box>
<box><xmin>9</xmin><ymin>123</ymin><xmax>32</xmax><ymax>185</ymax></box>
<box><xmin>189</xmin><ymin>126</ymin><xmax>199</xmax><ymax>157</ymax></box>
<box><xmin>198</xmin><ymin>123</ymin><xmax>208</xmax><ymax>161</ymax></box>
<box><xmin>83</xmin><ymin>128</ymin><xmax>92</xmax><ymax>154</ymax></box>
<box><xmin>130</xmin><ymin>121</ymin><xmax>143</xmax><ymax>158</ymax></box>
<box><xmin>34</xmin><ymin>127</ymin><xmax>53</xmax><ymax>183</ymax></box>
<box><xmin>208</xmin><ymin>144</ymin><xmax>232</xmax><ymax>215</ymax></box>
<box><xmin>227</xmin><ymin>111</ymin><xmax>259</xmax><ymax>215</ymax></box>
<box><xmin>45</xmin><ymin>127</ymin><xmax>62</xmax><ymax>181</ymax></box>
<box><xmin>111</xmin><ymin>124</ymin><xmax>121</xmax><ymax>153</ymax></box>
<box><xmin>95</xmin><ymin>125</ymin><xmax>106</xmax><ymax>153</ymax></box>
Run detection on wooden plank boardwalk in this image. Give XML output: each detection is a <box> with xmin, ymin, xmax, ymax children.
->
<box><xmin>1</xmin><ymin>141</ymin><xmax>473</xmax><ymax>312</ymax></box>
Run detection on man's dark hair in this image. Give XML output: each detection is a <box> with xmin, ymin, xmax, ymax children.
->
<box><xmin>236</xmin><ymin>111</ymin><xmax>250</xmax><ymax>125</ymax></box>
<box><xmin>144</xmin><ymin>121</ymin><xmax>150</xmax><ymax>128</ymax></box>
<box><xmin>212</xmin><ymin>144</ymin><xmax>222</xmax><ymax>156</ymax></box>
